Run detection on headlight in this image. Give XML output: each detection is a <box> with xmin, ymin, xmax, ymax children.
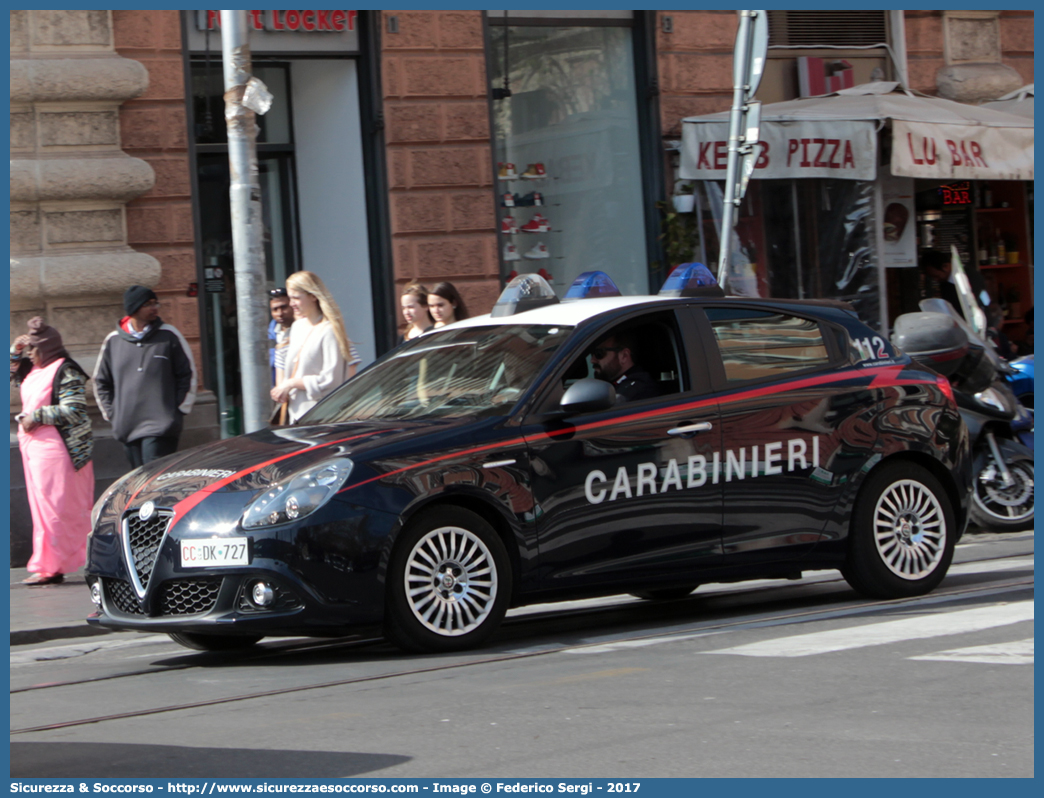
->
<box><xmin>974</xmin><ymin>387</ymin><xmax>1013</xmax><ymax>414</ymax></box>
<box><xmin>241</xmin><ymin>458</ymin><xmax>353</xmax><ymax>530</ymax></box>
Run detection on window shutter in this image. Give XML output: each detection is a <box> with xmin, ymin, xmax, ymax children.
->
<box><xmin>768</xmin><ymin>11</ymin><xmax>888</xmax><ymax>47</ymax></box>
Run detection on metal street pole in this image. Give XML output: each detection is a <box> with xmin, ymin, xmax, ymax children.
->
<box><xmin>220</xmin><ymin>10</ymin><xmax>269</xmax><ymax>434</ymax></box>
<box><xmin>717</xmin><ymin>10</ymin><xmax>755</xmax><ymax>289</ymax></box>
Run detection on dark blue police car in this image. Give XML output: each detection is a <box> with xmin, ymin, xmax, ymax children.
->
<box><xmin>85</xmin><ymin>267</ymin><xmax>971</xmax><ymax>653</ymax></box>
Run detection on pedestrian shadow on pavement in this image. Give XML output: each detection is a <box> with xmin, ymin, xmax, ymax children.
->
<box><xmin>10</xmin><ymin>742</ymin><xmax>410</xmax><ymax>778</ymax></box>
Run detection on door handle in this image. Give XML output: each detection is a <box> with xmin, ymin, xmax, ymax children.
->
<box><xmin>667</xmin><ymin>422</ymin><xmax>713</xmax><ymax>436</ymax></box>
<box><xmin>482</xmin><ymin>459</ymin><xmax>517</xmax><ymax>469</ymax></box>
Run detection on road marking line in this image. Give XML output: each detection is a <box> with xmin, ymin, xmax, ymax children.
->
<box><xmin>703</xmin><ymin>601</ymin><xmax>1033</xmax><ymax>658</ymax></box>
<box><xmin>909</xmin><ymin>637</ymin><xmax>1033</xmax><ymax>665</ymax></box>
<box><xmin>566</xmin><ymin>631</ymin><xmax>720</xmax><ymax>655</ymax></box>
<box><xmin>947</xmin><ymin>556</ymin><xmax>1034</xmax><ymax>576</ymax></box>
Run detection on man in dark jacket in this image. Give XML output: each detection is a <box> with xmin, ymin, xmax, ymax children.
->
<box><xmin>591</xmin><ymin>330</ymin><xmax>659</xmax><ymax>403</ymax></box>
<box><xmin>93</xmin><ymin>286</ymin><xmax>197</xmax><ymax>468</ymax></box>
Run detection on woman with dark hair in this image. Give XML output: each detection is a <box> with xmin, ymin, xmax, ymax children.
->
<box><xmin>428</xmin><ymin>282</ymin><xmax>469</xmax><ymax>328</ymax></box>
<box><xmin>400</xmin><ymin>282</ymin><xmax>435</xmax><ymax>343</ymax></box>
<box><xmin>11</xmin><ymin>317</ymin><xmax>95</xmax><ymax>585</ymax></box>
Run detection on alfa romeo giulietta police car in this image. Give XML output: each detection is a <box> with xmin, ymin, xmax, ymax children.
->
<box><xmin>85</xmin><ymin>266</ymin><xmax>971</xmax><ymax>653</ymax></box>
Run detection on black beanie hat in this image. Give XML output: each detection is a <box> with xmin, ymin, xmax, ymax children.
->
<box><xmin>124</xmin><ymin>285</ymin><xmax>158</xmax><ymax>316</ymax></box>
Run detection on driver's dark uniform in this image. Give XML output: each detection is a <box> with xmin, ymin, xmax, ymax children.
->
<box><xmin>612</xmin><ymin>366</ymin><xmax>659</xmax><ymax>403</ymax></box>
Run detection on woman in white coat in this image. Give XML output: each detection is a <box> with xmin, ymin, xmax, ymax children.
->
<box><xmin>270</xmin><ymin>271</ymin><xmax>360</xmax><ymax>423</ymax></box>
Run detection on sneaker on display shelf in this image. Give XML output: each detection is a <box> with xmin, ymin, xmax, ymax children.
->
<box><xmin>501</xmin><ymin>216</ymin><xmax>519</xmax><ymax>235</ymax></box>
<box><xmin>503</xmin><ymin>242</ymin><xmax>521</xmax><ymax>261</ymax></box>
<box><xmin>516</xmin><ymin>191</ymin><xmax>544</xmax><ymax>207</ymax></box>
<box><xmin>521</xmin><ymin>214</ymin><xmax>550</xmax><ymax>233</ymax></box>
<box><xmin>523</xmin><ymin>242</ymin><xmax>550</xmax><ymax>260</ymax></box>
<box><xmin>498</xmin><ymin>162</ymin><xmax>518</xmax><ymax>181</ymax></box>
<box><xmin>521</xmin><ymin>163</ymin><xmax>547</xmax><ymax>180</ymax></box>
<box><xmin>500</xmin><ymin>192</ymin><xmax>516</xmax><ymax>208</ymax></box>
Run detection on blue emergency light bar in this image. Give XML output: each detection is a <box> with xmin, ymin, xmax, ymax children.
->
<box><xmin>563</xmin><ymin>271</ymin><xmax>622</xmax><ymax>300</ymax></box>
<box><xmin>658</xmin><ymin>262</ymin><xmax>725</xmax><ymax>298</ymax></box>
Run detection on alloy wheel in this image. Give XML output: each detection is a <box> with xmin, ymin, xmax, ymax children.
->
<box><xmin>404</xmin><ymin>525</ymin><xmax>498</xmax><ymax>637</ymax></box>
<box><xmin>873</xmin><ymin>478</ymin><xmax>947</xmax><ymax>580</ymax></box>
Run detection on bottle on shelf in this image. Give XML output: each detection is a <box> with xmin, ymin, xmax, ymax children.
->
<box><xmin>983</xmin><ymin>185</ymin><xmax>993</xmax><ymax>208</ymax></box>
<box><xmin>996</xmin><ymin>234</ymin><xmax>1006</xmax><ymax>263</ymax></box>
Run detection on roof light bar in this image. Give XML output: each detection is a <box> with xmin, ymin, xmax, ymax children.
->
<box><xmin>563</xmin><ymin>271</ymin><xmax>622</xmax><ymax>300</ymax></box>
<box><xmin>658</xmin><ymin>262</ymin><xmax>725</xmax><ymax>298</ymax></box>
<box><xmin>490</xmin><ymin>273</ymin><xmax>560</xmax><ymax>317</ymax></box>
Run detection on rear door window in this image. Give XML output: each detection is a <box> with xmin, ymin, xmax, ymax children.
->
<box><xmin>704</xmin><ymin>308</ymin><xmax>831</xmax><ymax>384</ymax></box>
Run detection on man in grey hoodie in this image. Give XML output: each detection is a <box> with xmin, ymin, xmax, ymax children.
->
<box><xmin>93</xmin><ymin>285</ymin><xmax>197</xmax><ymax>468</ymax></box>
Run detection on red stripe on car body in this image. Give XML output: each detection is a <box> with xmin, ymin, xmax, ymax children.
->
<box><xmin>340</xmin><ymin>362</ymin><xmax>925</xmax><ymax>494</ymax></box>
<box><xmin>134</xmin><ymin>431</ymin><xmax>383</xmax><ymax>532</ymax></box>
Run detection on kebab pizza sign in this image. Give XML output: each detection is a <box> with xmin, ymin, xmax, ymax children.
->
<box><xmin>682</xmin><ymin>120</ymin><xmax>877</xmax><ymax>181</ymax></box>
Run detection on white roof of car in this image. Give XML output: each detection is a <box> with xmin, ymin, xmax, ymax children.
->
<box><xmin>438</xmin><ymin>296</ymin><xmax>670</xmax><ymax>331</ymax></box>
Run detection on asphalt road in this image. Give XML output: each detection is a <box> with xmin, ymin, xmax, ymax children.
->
<box><xmin>10</xmin><ymin>530</ymin><xmax>1033</xmax><ymax>779</ymax></box>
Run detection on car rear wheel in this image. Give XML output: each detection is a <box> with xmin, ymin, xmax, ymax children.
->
<box><xmin>842</xmin><ymin>462</ymin><xmax>954</xmax><ymax>599</ymax></box>
<box><xmin>630</xmin><ymin>586</ymin><xmax>699</xmax><ymax>601</ymax></box>
<box><xmin>385</xmin><ymin>507</ymin><xmax>512</xmax><ymax>653</ymax></box>
<box><xmin>168</xmin><ymin>632</ymin><xmax>263</xmax><ymax>651</ymax></box>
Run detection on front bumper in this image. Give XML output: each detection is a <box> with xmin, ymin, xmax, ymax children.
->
<box><xmin>85</xmin><ymin>497</ymin><xmax>399</xmax><ymax>639</ymax></box>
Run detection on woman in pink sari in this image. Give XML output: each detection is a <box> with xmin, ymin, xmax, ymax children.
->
<box><xmin>11</xmin><ymin>318</ymin><xmax>95</xmax><ymax>585</ymax></box>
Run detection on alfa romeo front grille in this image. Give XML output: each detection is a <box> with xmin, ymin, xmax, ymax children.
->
<box><xmin>159</xmin><ymin>578</ymin><xmax>223</xmax><ymax>616</ymax></box>
<box><xmin>124</xmin><ymin>507</ymin><xmax>174</xmax><ymax>591</ymax></box>
<box><xmin>105</xmin><ymin>578</ymin><xmax>146</xmax><ymax>615</ymax></box>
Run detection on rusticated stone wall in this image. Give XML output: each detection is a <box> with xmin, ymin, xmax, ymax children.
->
<box><xmin>9</xmin><ymin>10</ymin><xmax>216</xmax><ymax>567</ymax></box>
<box><xmin>906</xmin><ymin>10</ymin><xmax>1030</xmax><ymax>101</ymax></box>
<box><xmin>9</xmin><ymin>9</ymin><xmax>159</xmax><ymax>372</ymax></box>
<box><xmin>112</xmin><ymin>10</ymin><xmax>203</xmax><ymax>370</ymax></box>
<box><xmin>654</xmin><ymin>11</ymin><xmax>737</xmax><ymax>139</ymax></box>
<box><xmin>380</xmin><ymin>10</ymin><xmax>501</xmax><ymax>318</ymax></box>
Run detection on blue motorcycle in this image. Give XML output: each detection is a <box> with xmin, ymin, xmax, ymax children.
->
<box><xmin>1006</xmin><ymin>354</ymin><xmax>1033</xmax><ymax>411</ymax></box>
<box><xmin>895</xmin><ymin>299</ymin><xmax>1033</xmax><ymax>533</ymax></box>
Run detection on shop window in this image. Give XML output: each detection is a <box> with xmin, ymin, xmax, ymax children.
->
<box><xmin>706</xmin><ymin>308</ymin><xmax>831</xmax><ymax>384</ymax></box>
<box><xmin>488</xmin><ymin>20</ymin><xmax>650</xmax><ymax>296</ymax></box>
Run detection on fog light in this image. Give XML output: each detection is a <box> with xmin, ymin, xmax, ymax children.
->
<box><xmin>90</xmin><ymin>580</ymin><xmax>102</xmax><ymax>607</ymax></box>
<box><xmin>251</xmin><ymin>581</ymin><xmax>275</xmax><ymax>607</ymax></box>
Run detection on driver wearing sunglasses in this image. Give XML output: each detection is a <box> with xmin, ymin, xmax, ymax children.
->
<box><xmin>590</xmin><ymin>330</ymin><xmax>659</xmax><ymax>403</ymax></box>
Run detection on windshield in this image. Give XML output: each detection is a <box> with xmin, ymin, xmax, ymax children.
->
<box><xmin>301</xmin><ymin>324</ymin><xmax>573</xmax><ymax>423</ymax></box>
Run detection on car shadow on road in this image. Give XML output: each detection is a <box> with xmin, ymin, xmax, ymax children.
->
<box><xmin>10</xmin><ymin>742</ymin><xmax>410</xmax><ymax>778</ymax></box>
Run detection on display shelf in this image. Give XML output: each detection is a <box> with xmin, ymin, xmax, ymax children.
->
<box><xmin>980</xmin><ymin>263</ymin><xmax>1025</xmax><ymax>270</ymax></box>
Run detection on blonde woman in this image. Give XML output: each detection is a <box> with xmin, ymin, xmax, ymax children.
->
<box><xmin>270</xmin><ymin>271</ymin><xmax>361</xmax><ymax>423</ymax></box>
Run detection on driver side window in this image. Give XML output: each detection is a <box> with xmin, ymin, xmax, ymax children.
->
<box><xmin>558</xmin><ymin>311</ymin><xmax>688</xmax><ymax>405</ymax></box>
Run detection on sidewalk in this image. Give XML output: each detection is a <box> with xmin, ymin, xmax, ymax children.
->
<box><xmin>9</xmin><ymin>569</ymin><xmax>111</xmax><ymax>646</ymax></box>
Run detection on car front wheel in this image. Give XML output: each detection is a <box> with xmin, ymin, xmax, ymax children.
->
<box><xmin>385</xmin><ymin>507</ymin><xmax>512</xmax><ymax>653</ymax></box>
<box><xmin>842</xmin><ymin>462</ymin><xmax>955</xmax><ymax>599</ymax></box>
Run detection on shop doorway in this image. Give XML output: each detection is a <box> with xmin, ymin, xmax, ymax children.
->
<box><xmin>190</xmin><ymin>58</ymin><xmax>374</xmax><ymax>436</ymax></box>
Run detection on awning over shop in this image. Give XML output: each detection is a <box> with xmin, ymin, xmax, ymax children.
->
<box><xmin>681</xmin><ymin>82</ymin><xmax>1034</xmax><ymax>183</ymax></box>
<box><xmin>980</xmin><ymin>84</ymin><xmax>1034</xmax><ymax>119</ymax></box>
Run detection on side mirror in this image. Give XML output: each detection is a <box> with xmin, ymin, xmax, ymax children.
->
<box><xmin>560</xmin><ymin>378</ymin><xmax>616</xmax><ymax>414</ymax></box>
